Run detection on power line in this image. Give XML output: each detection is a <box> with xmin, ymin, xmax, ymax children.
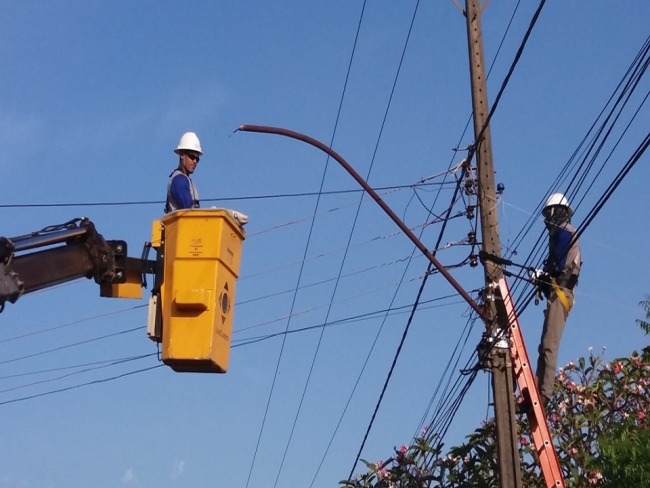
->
<box><xmin>0</xmin><ymin>305</ymin><xmax>146</xmax><ymax>344</ymax></box>
<box><xmin>346</xmin><ymin>161</ymin><xmax>467</xmax><ymax>482</ymax></box>
<box><xmin>416</xmin><ymin>314</ymin><xmax>479</xmax><ymax>438</ymax></box>
<box><xmin>0</xmin><ymin>182</ymin><xmax>452</xmax><ymax>209</ymax></box>
<box><xmin>0</xmin><ymin>326</ymin><xmax>141</xmax><ymax>366</ymax></box>
<box><xmin>4</xmin><ymin>297</ymin><xmax>463</xmax><ymax>405</ymax></box>
<box><xmin>506</xmin><ymin>33</ymin><xmax>650</xmax><ymax>308</ymax></box>
<box><xmin>574</xmin><ymin>131</ymin><xmax>649</xmax><ymax>245</ymax></box>
<box><xmin>0</xmin><ymin>363</ymin><xmax>162</xmax><ymax>407</ymax></box>
<box><xmin>506</xmin><ymin>34</ymin><xmax>649</xmax><ymax>265</ymax></box>
<box><xmin>364</xmin><ymin>3</ymin><xmax>532</xmax><ymax>476</ymax></box>
<box><xmin>369</xmin><ymin>1</ymin><xmax>548</xmax><ymax>479</ymax></box>
<box><xmin>0</xmin><ymin>353</ymin><xmax>155</xmax><ymax>394</ymax></box>
<box><xmin>467</xmin><ymin>0</ymin><xmax>547</xmax><ymax>166</ymax></box>
<box><xmin>0</xmin><ymin>353</ymin><xmax>156</xmax><ymax>380</ymax></box>
<box><xmin>245</xmin><ymin>3</ymin><xmax>370</xmax><ymax>486</ymax></box>
<box><xmin>233</xmin><ymin>294</ymin><xmax>465</xmax><ymax>348</ymax></box>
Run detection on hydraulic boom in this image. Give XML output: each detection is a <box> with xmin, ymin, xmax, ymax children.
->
<box><xmin>0</xmin><ymin>218</ymin><xmax>130</xmax><ymax>309</ymax></box>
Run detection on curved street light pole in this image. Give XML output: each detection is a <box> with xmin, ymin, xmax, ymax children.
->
<box><xmin>238</xmin><ymin>124</ymin><xmax>487</xmax><ymax>322</ymax></box>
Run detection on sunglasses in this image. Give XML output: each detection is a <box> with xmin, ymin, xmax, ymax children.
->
<box><xmin>185</xmin><ymin>153</ymin><xmax>200</xmax><ymax>162</ymax></box>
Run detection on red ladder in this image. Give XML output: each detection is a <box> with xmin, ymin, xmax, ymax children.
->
<box><xmin>497</xmin><ymin>278</ymin><xmax>565</xmax><ymax>488</ymax></box>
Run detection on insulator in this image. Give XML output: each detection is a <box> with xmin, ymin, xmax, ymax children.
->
<box><xmin>470</xmin><ymin>253</ymin><xmax>478</xmax><ymax>267</ymax></box>
<box><xmin>497</xmin><ymin>182</ymin><xmax>505</xmax><ymax>195</ymax></box>
<box><xmin>466</xmin><ymin>205</ymin><xmax>475</xmax><ymax>219</ymax></box>
<box><xmin>467</xmin><ymin>231</ymin><xmax>476</xmax><ymax>245</ymax></box>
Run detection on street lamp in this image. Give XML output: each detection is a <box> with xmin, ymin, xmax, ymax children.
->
<box><xmin>237</xmin><ymin>124</ymin><xmax>486</xmax><ymax>321</ymax></box>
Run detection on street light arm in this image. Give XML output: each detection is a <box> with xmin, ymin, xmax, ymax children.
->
<box><xmin>238</xmin><ymin>124</ymin><xmax>487</xmax><ymax>321</ymax></box>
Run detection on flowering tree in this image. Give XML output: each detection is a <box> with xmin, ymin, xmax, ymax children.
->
<box><xmin>342</xmin><ymin>301</ymin><xmax>650</xmax><ymax>488</ymax></box>
<box><xmin>637</xmin><ymin>295</ymin><xmax>650</xmax><ymax>334</ymax></box>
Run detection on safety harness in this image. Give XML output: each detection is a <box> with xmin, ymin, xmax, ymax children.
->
<box><xmin>550</xmin><ymin>278</ymin><xmax>573</xmax><ymax>314</ymax></box>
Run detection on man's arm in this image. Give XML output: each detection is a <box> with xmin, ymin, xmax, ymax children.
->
<box><xmin>170</xmin><ymin>174</ymin><xmax>194</xmax><ymax>210</ymax></box>
<box><xmin>553</xmin><ymin>227</ymin><xmax>573</xmax><ymax>272</ymax></box>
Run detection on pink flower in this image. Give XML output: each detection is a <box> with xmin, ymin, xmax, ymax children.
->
<box><xmin>638</xmin><ymin>411</ymin><xmax>646</xmax><ymax>421</ymax></box>
<box><xmin>520</xmin><ymin>436</ymin><xmax>528</xmax><ymax>446</ymax></box>
<box><xmin>588</xmin><ymin>470</ymin><xmax>603</xmax><ymax>485</ymax></box>
<box><xmin>395</xmin><ymin>444</ymin><xmax>408</xmax><ymax>461</ymax></box>
<box><xmin>421</xmin><ymin>425</ymin><xmax>429</xmax><ymax>436</ymax></box>
<box><xmin>568</xmin><ymin>447</ymin><xmax>578</xmax><ymax>456</ymax></box>
<box><xmin>613</xmin><ymin>362</ymin><xmax>622</xmax><ymax>374</ymax></box>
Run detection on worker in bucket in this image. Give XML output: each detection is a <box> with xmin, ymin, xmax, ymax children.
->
<box><xmin>165</xmin><ymin>131</ymin><xmax>202</xmax><ymax>213</ymax></box>
<box><xmin>532</xmin><ymin>193</ymin><xmax>582</xmax><ymax>406</ymax></box>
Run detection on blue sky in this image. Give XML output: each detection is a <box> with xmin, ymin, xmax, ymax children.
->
<box><xmin>0</xmin><ymin>1</ymin><xmax>648</xmax><ymax>487</ymax></box>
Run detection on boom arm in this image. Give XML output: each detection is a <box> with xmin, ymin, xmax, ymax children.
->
<box><xmin>1</xmin><ymin>210</ymin><xmax>246</xmax><ymax>374</ymax></box>
<box><xmin>0</xmin><ymin>218</ymin><xmax>129</xmax><ymax>309</ymax></box>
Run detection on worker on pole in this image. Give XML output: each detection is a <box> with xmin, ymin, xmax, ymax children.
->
<box><xmin>165</xmin><ymin>131</ymin><xmax>203</xmax><ymax>213</ymax></box>
<box><xmin>533</xmin><ymin>193</ymin><xmax>582</xmax><ymax>406</ymax></box>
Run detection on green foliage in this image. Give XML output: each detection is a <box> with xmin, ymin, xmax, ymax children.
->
<box><xmin>636</xmin><ymin>295</ymin><xmax>650</xmax><ymax>335</ymax></box>
<box><xmin>343</xmin><ymin>318</ymin><xmax>650</xmax><ymax>487</ymax></box>
<box><xmin>597</xmin><ymin>427</ymin><xmax>650</xmax><ymax>487</ymax></box>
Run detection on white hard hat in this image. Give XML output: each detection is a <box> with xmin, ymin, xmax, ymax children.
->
<box><xmin>174</xmin><ymin>132</ymin><xmax>203</xmax><ymax>155</ymax></box>
<box><xmin>543</xmin><ymin>192</ymin><xmax>573</xmax><ymax>216</ymax></box>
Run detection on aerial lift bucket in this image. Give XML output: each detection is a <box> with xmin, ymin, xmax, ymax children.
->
<box><xmin>149</xmin><ymin>209</ymin><xmax>245</xmax><ymax>373</ymax></box>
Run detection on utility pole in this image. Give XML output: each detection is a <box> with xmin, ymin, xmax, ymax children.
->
<box><xmin>463</xmin><ymin>1</ymin><xmax>523</xmax><ymax>487</ymax></box>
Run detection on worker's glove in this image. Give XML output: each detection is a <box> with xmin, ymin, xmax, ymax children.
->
<box><xmin>530</xmin><ymin>269</ymin><xmax>551</xmax><ymax>300</ymax></box>
<box><xmin>530</xmin><ymin>268</ymin><xmax>544</xmax><ymax>282</ymax></box>
<box><xmin>228</xmin><ymin>210</ymin><xmax>249</xmax><ymax>226</ymax></box>
<box><xmin>210</xmin><ymin>207</ymin><xmax>249</xmax><ymax>226</ymax></box>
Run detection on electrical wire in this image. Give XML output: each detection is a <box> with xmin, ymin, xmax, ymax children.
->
<box><xmin>0</xmin><ymin>353</ymin><xmax>155</xmax><ymax>394</ymax></box>
<box><xmin>8</xmin><ymin>4</ymin><xmax>643</xmax><ymax>485</ymax></box>
<box><xmin>0</xmin><ymin>326</ymin><xmax>141</xmax><ymax>366</ymax></box>
<box><xmin>237</xmin><ymin>256</ymin><xmax>415</xmax><ymax>307</ymax></box>
<box><xmin>506</xmin><ymin>33</ymin><xmax>649</xmax><ymax>309</ymax></box>
<box><xmin>0</xmin><ymin>181</ymin><xmax>454</xmax><ymax>209</ymax></box>
<box><xmin>0</xmin><ymin>305</ymin><xmax>146</xmax><ymax>344</ymax></box>
<box><xmin>381</xmin><ymin>0</ymin><xmax>533</xmax><ymax>474</ymax></box>
<box><xmin>2</xmin><ymin>296</ymin><xmax>467</xmax><ymax>408</ymax></box>
<box><xmin>234</xmin><ymin>268</ymin><xmax>450</xmax><ymax>337</ymax></box>
<box><xmin>346</xmin><ymin>164</ymin><xmax>469</xmax><ymax>481</ymax></box>
<box><xmin>414</xmin><ymin>313</ymin><xmax>479</xmax><ymax>437</ymax></box>
<box><xmin>231</xmin><ymin>294</ymin><xmax>467</xmax><ymax>348</ymax></box>
<box><xmin>342</xmin><ymin>1</ymin><xmax>542</xmax><ymax>477</ymax></box>
<box><xmin>0</xmin><ymin>353</ymin><xmax>156</xmax><ymax>380</ymax></box>
<box><xmin>242</xmin><ymin>211</ymin><xmax>463</xmax><ymax>288</ymax></box>
<box><xmin>505</xmin><ymin>33</ymin><xmax>649</xmax><ymax>266</ymax></box>
<box><xmin>0</xmin><ymin>364</ymin><xmax>162</xmax><ymax>407</ymax></box>
<box><xmin>244</xmin><ymin>4</ymin><xmax>370</xmax><ymax>487</ymax></box>
<box><xmin>573</xmin><ymin>132</ymin><xmax>649</xmax><ymax>246</ymax></box>
<box><xmin>467</xmin><ymin>0</ymin><xmax>547</xmax><ymax>165</ymax></box>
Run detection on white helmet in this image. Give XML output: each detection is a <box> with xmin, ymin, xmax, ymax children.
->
<box><xmin>174</xmin><ymin>132</ymin><xmax>203</xmax><ymax>155</ymax></box>
<box><xmin>543</xmin><ymin>192</ymin><xmax>573</xmax><ymax>217</ymax></box>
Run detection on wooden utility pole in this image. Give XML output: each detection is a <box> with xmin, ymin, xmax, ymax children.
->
<box><xmin>463</xmin><ymin>1</ymin><xmax>522</xmax><ymax>487</ymax></box>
